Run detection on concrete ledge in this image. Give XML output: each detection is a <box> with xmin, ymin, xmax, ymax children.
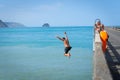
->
<box><xmin>93</xmin><ymin>31</ymin><xmax>112</xmax><ymax>80</ymax></box>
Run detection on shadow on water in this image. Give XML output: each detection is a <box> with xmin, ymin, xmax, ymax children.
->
<box><xmin>105</xmin><ymin>41</ymin><xmax>120</xmax><ymax>80</ymax></box>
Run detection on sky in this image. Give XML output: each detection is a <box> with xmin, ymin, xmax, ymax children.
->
<box><xmin>0</xmin><ymin>0</ymin><xmax>120</xmax><ymax>26</ymax></box>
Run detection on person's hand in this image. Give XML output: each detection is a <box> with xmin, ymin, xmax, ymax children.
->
<box><xmin>56</xmin><ymin>36</ymin><xmax>59</xmax><ymax>38</ymax></box>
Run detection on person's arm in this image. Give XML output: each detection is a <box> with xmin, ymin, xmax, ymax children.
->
<box><xmin>106</xmin><ymin>31</ymin><xmax>109</xmax><ymax>39</ymax></box>
<box><xmin>64</xmin><ymin>32</ymin><xmax>68</xmax><ymax>40</ymax></box>
<box><xmin>95</xmin><ymin>24</ymin><xmax>97</xmax><ymax>27</ymax></box>
<box><xmin>56</xmin><ymin>36</ymin><xmax>64</xmax><ymax>41</ymax></box>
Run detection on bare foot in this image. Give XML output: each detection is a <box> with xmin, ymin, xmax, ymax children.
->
<box><xmin>64</xmin><ymin>53</ymin><xmax>71</xmax><ymax>57</ymax></box>
<box><xmin>64</xmin><ymin>53</ymin><xmax>68</xmax><ymax>56</ymax></box>
<box><xmin>69</xmin><ymin>53</ymin><xmax>71</xmax><ymax>56</ymax></box>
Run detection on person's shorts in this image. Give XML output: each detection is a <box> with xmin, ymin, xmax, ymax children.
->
<box><xmin>64</xmin><ymin>47</ymin><xmax>72</xmax><ymax>54</ymax></box>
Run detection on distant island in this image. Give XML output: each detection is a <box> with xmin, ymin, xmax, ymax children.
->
<box><xmin>0</xmin><ymin>20</ymin><xmax>25</xmax><ymax>28</ymax></box>
<box><xmin>42</xmin><ymin>23</ymin><xmax>50</xmax><ymax>27</ymax></box>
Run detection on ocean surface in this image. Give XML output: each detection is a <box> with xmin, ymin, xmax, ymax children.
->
<box><xmin>0</xmin><ymin>26</ymin><xmax>93</xmax><ymax>80</ymax></box>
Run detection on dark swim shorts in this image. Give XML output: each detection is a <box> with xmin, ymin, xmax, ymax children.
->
<box><xmin>64</xmin><ymin>47</ymin><xmax>72</xmax><ymax>54</ymax></box>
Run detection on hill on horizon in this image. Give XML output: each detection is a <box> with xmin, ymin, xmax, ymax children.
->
<box><xmin>0</xmin><ymin>20</ymin><xmax>26</xmax><ymax>28</ymax></box>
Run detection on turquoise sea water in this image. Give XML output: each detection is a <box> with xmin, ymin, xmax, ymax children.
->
<box><xmin>0</xmin><ymin>26</ymin><xmax>93</xmax><ymax>80</ymax></box>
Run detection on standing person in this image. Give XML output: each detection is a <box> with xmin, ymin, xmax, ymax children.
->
<box><xmin>56</xmin><ymin>32</ymin><xmax>72</xmax><ymax>56</ymax></box>
<box><xmin>95</xmin><ymin>19</ymin><xmax>104</xmax><ymax>32</ymax></box>
<box><xmin>99</xmin><ymin>26</ymin><xmax>109</xmax><ymax>52</ymax></box>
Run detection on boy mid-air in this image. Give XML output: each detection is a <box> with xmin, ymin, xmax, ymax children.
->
<box><xmin>56</xmin><ymin>32</ymin><xmax>72</xmax><ymax>56</ymax></box>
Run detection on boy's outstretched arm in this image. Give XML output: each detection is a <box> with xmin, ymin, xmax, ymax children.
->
<box><xmin>56</xmin><ymin>36</ymin><xmax>64</xmax><ymax>41</ymax></box>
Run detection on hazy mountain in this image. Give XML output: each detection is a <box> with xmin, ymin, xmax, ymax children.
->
<box><xmin>5</xmin><ymin>22</ymin><xmax>25</xmax><ymax>27</ymax></box>
<box><xmin>0</xmin><ymin>20</ymin><xmax>8</xmax><ymax>27</ymax></box>
<box><xmin>0</xmin><ymin>19</ymin><xmax>26</xmax><ymax>28</ymax></box>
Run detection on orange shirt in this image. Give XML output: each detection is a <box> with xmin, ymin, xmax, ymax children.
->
<box><xmin>100</xmin><ymin>30</ymin><xmax>108</xmax><ymax>52</ymax></box>
<box><xmin>100</xmin><ymin>30</ymin><xmax>108</xmax><ymax>41</ymax></box>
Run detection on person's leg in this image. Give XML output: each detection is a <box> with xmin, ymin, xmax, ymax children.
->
<box><xmin>64</xmin><ymin>47</ymin><xmax>72</xmax><ymax>56</ymax></box>
<box><xmin>64</xmin><ymin>47</ymin><xmax>67</xmax><ymax>54</ymax></box>
<box><xmin>102</xmin><ymin>41</ymin><xmax>107</xmax><ymax>53</ymax></box>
